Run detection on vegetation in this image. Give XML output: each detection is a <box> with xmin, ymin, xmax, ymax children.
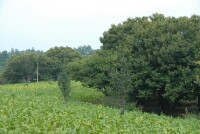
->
<box><xmin>1</xmin><ymin>13</ymin><xmax>200</xmax><ymax>117</ymax></box>
<box><xmin>0</xmin><ymin>48</ymin><xmax>42</xmax><ymax>74</ymax></box>
<box><xmin>67</xmin><ymin>50</ymin><xmax>116</xmax><ymax>90</ymax></box>
<box><xmin>112</xmin><ymin>14</ymin><xmax>200</xmax><ymax>114</ymax></box>
<box><xmin>45</xmin><ymin>46</ymin><xmax>81</xmax><ymax>80</ymax></box>
<box><xmin>74</xmin><ymin>45</ymin><xmax>95</xmax><ymax>57</ymax></box>
<box><xmin>1</xmin><ymin>46</ymin><xmax>81</xmax><ymax>83</ymax></box>
<box><xmin>0</xmin><ymin>51</ymin><xmax>9</xmax><ymax>73</ymax></box>
<box><xmin>2</xmin><ymin>52</ymin><xmax>39</xmax><ymax>83</ymax></box>
<box><xmin>68</xmin><ymin>14</ymin><xmax>200</xmax><ymax>114</ymax></box>
<box><xmin>0</xmin><ymin>82</ymin><xmax>200</xmax><ymax>133</ymax></box>
<box><xmin>108</xmin><ymin>57</ymin><xmax>132</xmax><ymax>115</ymax></box>
<box><xmin>57</xmin><ymin>68</ymin><xmax>71</xmax><ymax>103</ymax></box>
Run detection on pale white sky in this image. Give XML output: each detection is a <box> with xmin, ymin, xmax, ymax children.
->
<box><xmin>0</xmin><ymin>0</ymin><xmax>200</xmax><ymax>52</ymax></box>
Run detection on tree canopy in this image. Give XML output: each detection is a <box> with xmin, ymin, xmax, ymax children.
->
<box><xmin>66</xmin><ymin>13</ymin><xmax>200</xmax><ymax>114</ymax></box>
<box><xmin>74</xmin><ymin>45</ymin><xmax>95</xmax><ymax>57</ymax></box>
<box><xmin>3</xmin><ymin>52</ymin><xmax>38</xmax><ymax>83</ymax></box>
<box><xmin>2</xmin><ymin>46</ymin><xmax>81</xmax><ymax>83</ymax></box>
<box><xmin>99</xmin><ymin>13</ymin><xmax>200</xmax><ymax>113</ymax></box>
<box><xmin>45</xmin><ymin>46</ymin><xmax>81</xmax><ymax>80</ymax></box>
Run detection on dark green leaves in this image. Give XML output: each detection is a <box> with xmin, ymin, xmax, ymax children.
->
<box><xmin>57</xmin><ymin>68</ymin><xmax>70</xmax><ymax>103</ymax></box>
<box><xmin>100</xmin><ymin>14</ymin><xmax>200</xmax><ymax>114</ymax></box>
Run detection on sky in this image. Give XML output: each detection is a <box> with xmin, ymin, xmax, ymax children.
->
<box><xmin>0</xmin><ymin>0</ymin><xmax>200</xmax><ymax>52</ymax></box>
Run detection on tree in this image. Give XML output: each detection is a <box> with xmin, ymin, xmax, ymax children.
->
<box><xmin>0</xmin><ymin>73</ymin><xmax>6</xmax><ymax>84</ymax></box>
<box><xmin>36</xmin><ymin>54</ymin><xmax>55</xmax><ymax>81</ymax></box>
<box><xmin>100</xmin><ymin>14</ymin><xmax>200</xmax><ymax>114</ymax></box>
<box><xmin>3</xmin><ymin>52</ymin><xmax>38</xmax><ymax>83</ymax></box>
<box><xmin>74</xmin><ymin>45</ymin><xmax>95</xmax><ymax>57</ymax></box>
<box><xmin>45</xmin><ymin>46</ymin><xmax>81</xmax><ymax>80</ymax></box>
<box><xmin>0</xmin><ymin>51</ymin><xmax>9</xmax><ymax>73</ymax></box>
<box><xmin>67</xmin><ymin>50</ymin><xmax>117</xmax><ymax>91</ymax></box>
<box><xmin>57</xmin><ymin>68</ymin><xmax>70</xmax><ymax>103</ymax></box>
<box><xmin>109</xmin><ymin>57</ymin><xmax>132</xmax><ymax>115</ymax></box>
<box><xmin>193</xmin><ymin>62</ymin><xmax>200</xmax><ymax>112</ymax></box>
<box><xmin>0</xmin><ymin>48</ymin><xmax>43</xmax><ymax>75</ymax></box>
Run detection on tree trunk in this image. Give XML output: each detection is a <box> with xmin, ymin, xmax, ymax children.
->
<box><xmin>158</xmin><ymin>86</ymin><xmax>170</xmax><ymax>114</ymax></box>
<box><xmin>159</xmin><ymin>96</ymin><xmax>170</xmax><ymax>114</ymax></box>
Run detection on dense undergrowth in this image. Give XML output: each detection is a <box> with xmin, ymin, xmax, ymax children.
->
<box><xmin>0</xmin><ymin>81</ymin><xmax>200</xmax><ymax>133</ymax></box>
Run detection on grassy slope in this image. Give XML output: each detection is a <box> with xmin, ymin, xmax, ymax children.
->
<box><xmin>0</xmin><ymin>81</ymin><xmax>200</xmax><ymax>133</ymax></box>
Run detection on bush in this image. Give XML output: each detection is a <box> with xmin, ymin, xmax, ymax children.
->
<box><xmin>57</xmin><ymin>68</ymin><xmax>70</xmax><ymax>103</ymax></box>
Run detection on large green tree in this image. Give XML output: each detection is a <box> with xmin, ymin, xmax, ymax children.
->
<box><xmin>45</xmin><ymin>46</ymin><xmax>81</xmax><ymax>80</ymax></box>
<box><xmin>100</xmin><ymin>14</ymin><xmax>200</xmax><ymax>113</ymax></box>
<box><xmin>67</xmin><ymin>50</ymin><xmax>116</xmax><ymax>91</ymax></box>
<box><xmin>0</xmin><ymin>48</ymin><xmax>43</xmax><ymax>74</ymax></box>
<box><xmin>3</xmin><ymin>52</ymin><xmax>38</xmax><ymax>83</ymax></box>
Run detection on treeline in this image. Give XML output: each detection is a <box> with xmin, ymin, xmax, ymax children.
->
<box><xmin>0</xmin><ymin>45</ymin><xmax>94</xmax><ymax>83</ymax></box>
<box><xmin>67</xmin><ymin>13</ymin><xmax>200</xmax><ymax>114</ymax></box>
<box><xmin>1</xmin><ymin>13</ymin><xmax>200</xmax><ymax>115</ymax></box>
<box><xmin>0</xmin><ymin>48</ymin><xmax>43</xmax><ymax>73</ymax></box>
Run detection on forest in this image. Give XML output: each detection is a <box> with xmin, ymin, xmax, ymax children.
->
<box><xmin>1</xmin><ymin>13</ymin><xmax>200</xmax><ymax>115</ymax></box>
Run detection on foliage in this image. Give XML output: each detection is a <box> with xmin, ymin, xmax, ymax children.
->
<box><xmin>36</xmin><ymin>54</ymin><xmax>55</xmax><ymax>81</ymax></box>
<box><xmin>0</xmin><ymin>82</ymin><xmax>200</xmax><ymax>133</ymax></box>
<box><xmin>67</xmin><ymin>50</ymin><xmax>117</xmax><ymax>90</ymax></box>
<box><xmin>45</xmin><ymin>46</ymin><xmax>81</xmax><ymax>80</ymax></box>
<box><xmin>1</xmin><ymin>46</ymin><xmax>81</xmax><ymax>83</ymax></box>
<box><xmin>2</xmin><ymin>52</ymin><xmax>38</xmax><ymax>83</ymax></box>
<box><xmin>57</xmin><ymin>68</ymin><xmax>70</xmax><ymax>103</ymax></box>
<box><xmin>2</xmin><ymin>52</ymin><xmax>54</xmax><ymax>83</ymax></box>
<box><xmin>0</xmin><ymin>51</ymin><xmax>9</xmax><ymax>73</ymax></box>
<box><xmin>0</xmin><ymin>48</ymin><xmax>44</xmax><ymax>83</ymax></box>
<box><xmin>0</xmin><ymin>74</ymin><xmax>6</xmax><ymax>85</ymax></box>
<box><xmin>108</xmin><ymin>57</ymin><xmax>132</xmax><ymax>115</ymax></box>
<box><xmin>0</xmin><ymin>48</ymin><xmax>43</xmax><ymax>74</ymax></box>
<box><xmin>100</xmin><ymin>13</ymin><xmax>200</xmax><ymax>113</ymax></box>
<box><xmin>70</xmin><ymin>81</ymin><xmax>104</xmax><ymax>103</ymax></box>
<box><xmin>74</xmin><ymin>45</ymin><xmax>95</xmax><ymax>57</ymax></box>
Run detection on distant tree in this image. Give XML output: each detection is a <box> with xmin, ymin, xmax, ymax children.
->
<box><xmin>74</xmin><ymin>45</ymin><xmax>95</xmax><ymax>57</ymax></box>
<box><xmin>0</xmin><ymin>48</ymin><xmax>43</xmax><ymax>74</ymax></box>
<box><xmin>57</xmin><ymin>68</ymin><xmax>70</xmax><ymax>103</ymax></box>
<box><xmin>45</xmin><ymin>46</ymin><xmax>81</xmax><ymax>80</ymax></box>
<box><xmin>10</xmin><ymin>48</ymin><xmax>20</xmax><ymax>55</ymax></box>
<box><xmin>3</xmin><ymin>52</ymin><xmax>38</xmax><ymax>83</ymax></box>
<box><xmin>0</xmin><ymin>51</ymin><xmax>9</xmax><ymax>73</ymax></box>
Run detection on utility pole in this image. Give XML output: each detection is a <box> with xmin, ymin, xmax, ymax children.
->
<box><xmin>37</xmin><ymin>61</ymin><xmax>39</xmax><ymax>82</ymax></box>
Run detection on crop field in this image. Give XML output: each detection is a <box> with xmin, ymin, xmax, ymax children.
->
<box><xmin>0</xmin><ymin>81</ymin><xmax>200</xmax><ymax>133</ymax></box>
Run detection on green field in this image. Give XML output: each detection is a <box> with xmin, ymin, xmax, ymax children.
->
<box><xmin>0</xmin><ymin>81</ymin><xmax>200</xmax><ymax>133</ymax></box>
